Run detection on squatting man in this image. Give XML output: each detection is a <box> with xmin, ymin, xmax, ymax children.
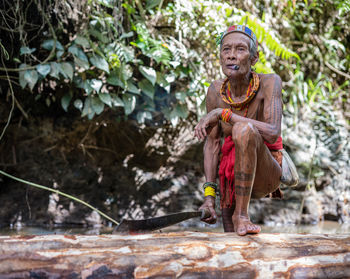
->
<box><xmin>194</xmin><ymin>25</ymin><xmax>297</xmax><ymax>236</ymax></box>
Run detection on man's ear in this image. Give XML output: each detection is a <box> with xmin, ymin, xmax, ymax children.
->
<box><xmin>251</xmin><ymin>51</ymin><xmax>259</xmax><ymax>66</ymax></box>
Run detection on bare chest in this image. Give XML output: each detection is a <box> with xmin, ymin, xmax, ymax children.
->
<box><xmin>217</xmin><ymin>90</ymin><xmax>265</xmax><ymax>137</ymax></box>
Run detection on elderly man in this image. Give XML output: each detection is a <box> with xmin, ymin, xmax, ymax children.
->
<box><xmin>194</xmin><ymin>25</ymin><xmax>293</xmax><ymax>236</ymax></box>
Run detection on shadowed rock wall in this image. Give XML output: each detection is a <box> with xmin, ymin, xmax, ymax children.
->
<box><xmin>0</xmin><ymin>108</ymin><xmax>349</xmax><ymax>229</ymax></box>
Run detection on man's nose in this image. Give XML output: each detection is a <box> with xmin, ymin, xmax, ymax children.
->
<box><xmin>227</xmin><ymin>49</ymin><xmax>237</xmax><ymax>60</ymax></box>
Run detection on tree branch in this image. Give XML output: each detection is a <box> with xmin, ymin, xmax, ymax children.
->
<box><xmin>325</xmin><ymin>61</ymin><xmax>350</xmax><ymax>80</ymax></box>
<box><xmin>0</xmin><ymin>0</ymin><xmax>57</xmax><ymax>72</ymax></box>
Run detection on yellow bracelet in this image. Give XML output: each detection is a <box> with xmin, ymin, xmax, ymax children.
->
<box><xmin>204</xmin><ymin>186</ymin><xmax>216</xmax><ymax>198</ymax></box>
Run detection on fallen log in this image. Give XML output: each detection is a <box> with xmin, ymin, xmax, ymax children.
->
<box><xmin>0</xmin><ymin>232</ymin><xmax>349</xmax><ymax>278</ymax></box>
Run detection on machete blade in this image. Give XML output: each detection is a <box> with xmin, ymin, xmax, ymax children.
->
<box><xmin>114</xmin><ymin>210</ymin><xmax>209</xmax><ymax>233</ymax></box>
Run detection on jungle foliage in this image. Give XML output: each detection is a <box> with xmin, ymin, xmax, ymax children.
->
<box><xmin>0</xmin><ymin>0</ymin><xmax>349</xmax><ymax>164</ymax></box>
<box><xmin>1</xmin><ymin>0</ymin><xmax>304</xmax><ymax>126</ymax></box>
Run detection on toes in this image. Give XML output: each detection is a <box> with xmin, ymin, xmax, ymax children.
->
<box><xmin>247</xmin><ymin>224</ymin><xmax>261</xmax><ymax>234</ymax></box>
<box><xmin>236</xmin><ymin>223</ymin><xmax>261</xmax><ymax>235</ymax></box>
<box><xmin>237</xmin><ymin>225</ymin><xmax>247</xmax><ymax>236</ymax></box>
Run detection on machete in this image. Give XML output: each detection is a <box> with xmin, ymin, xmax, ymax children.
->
<box><xmin>113</xmin><ymin>209</ymin><xmax>211</xmax><ymax>233</ymax></box>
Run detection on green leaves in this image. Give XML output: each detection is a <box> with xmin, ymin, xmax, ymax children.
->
<box><xmin>50</xmin><ymin>62</ymin><xmax>60</xmax><ymax>79</ymax></box>
<box><xmin>75</xmin><ymin>36</ymin><xmax>90</xmax><ymax>48</ymax></box>
<box><xmin>36</xmin><ymin>64</ymin><xmax>51</xmax><ymax>77</ymax></box>
<box><xmin>19</xmin><ymin>65</ymin><xmax>39</xmax><ymax>90</ymax></box>
<box><xmin>122</xmin><ymin>94</ymin><xmax>136</xmax><ymax>115</ymax></box>
<box><xmin>60</xmin><ymin>62</ymin><xmax>74</xmax><ymax>79</ymax></box>
<box><xmin>90</xmin><ymin>55</ymin><xmax>110</xmax><ymax>73</ymax></box>
<box><xmin>146</xmin><ymin>0</ymin><xmax>161</xmax><ymax>10</ymax></box>
<box><xmin>24</xmin><ymin>70</ymin><xmax>38</xmax><ymax>90</ymax></box>
<box><xmin>91</xmin><ymin>79</ymin><xmax>103</xmax><ymax>93</ymax></box>
<box><xmin>81</xmin><ymin>80</ymin><xmax>93</xmax><ymax>95</ymax></box>
<box><xmin>61</xmin><ymin>93</ymin><xmax>72</xmax><ymax>112</ymax></box>
<box><xmin>16</xmin><ymin>9</ymin><xmax>177</xmax><ymax>121</ymax></box>
<box><xmin>82</xmin><ymin>97</ymin><xmax>94</xmax><ymax>119</ymax></box>
<box><xmin>13</xmin><ymin>1</ymin><xmax>235</xmax><ymax>124</ymax></box>
<box><xmin>139</xmin><ymin>66</ymin><xmax>156</xmax><ymax>85</ymax></box>
<box><xmin>20</xmin><ymin>47</ymin><xmax>36</xmax><ymax>55</ymax></box>
<box><xmin>42</xmin><ymin>39</ymin><xmax>64</xmax><ymax>51</ymax></box>
<box><xmin>119</xmin><ymin>31</ymin><xmax>134</xmax><ymax>40</ymax></box>
<box><xmin>13</xmin><ymin>1</ymin><xmax>210</xmax><ymax>123</ymax></box>
<box><xmin>81</xmin><ymin>96</ymin><xmax>105</xmax><ymax>119</ymax></box>
<box><xmin>74</xmin><ymin>99</ymin><xmax>83</xmax><ymax>111</ymax></box>
<box><xmin>107</xmin><ymin>73</ymin><xmax>124</xmax><ymax>88</ymax></box>
<box><xmin>138</xmin><ymin>79</ymin><xmax>154</xmax><ymax>99</ymax></box>
<box><xmin>91</xmin><ymin>96</ymin><xmax>104</xmax><ymax>115</ymax></box>
<box><xmin>137</xmin><ymin>111</ymin><xmax>152</xmax><ymax>123</ymax></box>
<box><xmin>240</xmin><ymin>14</ymin><xmax>300</xmax><ymax>61</ymax></box>
<box><xmin>126</xmin><ymin>80</ymin><xmax>140</xmax><ymax>95</ymax></box>
<box><xmin>19</xmin><ymin>64</ymin><xmax>27</xmax><ymax>88</ymax></box>
<box><xmin>47</xmin><ymin>62</ymin><xmax>74</xmax><ymax>80</ymax></box>
<box><xmin>99</xmin><ymin>93</ymin><xmax>112</xmax><ymax>107</ymax></box>
<box><xmin>68</xmin><ymin>45</ymin><xmax>89</xmax><ymax>69</ymax></box>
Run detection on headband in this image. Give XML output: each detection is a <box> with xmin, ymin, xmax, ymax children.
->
<box><xmin>216</xmin><ymin>25</ymin><xmax>258</xmax><ymax>48</ymax></box>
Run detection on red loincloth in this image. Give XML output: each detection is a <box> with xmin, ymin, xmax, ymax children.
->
<box><xmin>218</xmin><ymin>136</ymin><xmax>283</xmax><ymax>208</ymax></box>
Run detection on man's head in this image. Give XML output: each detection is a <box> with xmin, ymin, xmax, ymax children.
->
<box><xmin>218</xmin><ymin>25</ymin><xmax>258</xmax><ymax>57</ymax></box>
<box><xmin>218</xmin><ymin>25</ymin><xmax>259</xmax><ymax>77</ymax></box>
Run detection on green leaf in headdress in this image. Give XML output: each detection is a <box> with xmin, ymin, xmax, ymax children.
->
<box><xmin>216</xmin><ymin>32</ymin><xmax>224</xmax><ymax>46</ymax></box>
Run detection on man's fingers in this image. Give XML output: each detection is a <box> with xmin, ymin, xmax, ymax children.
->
<box><xmin>194</xmin><ymin>126</ymin><xmax>203</xmax><ymax>140</ymax></box>
<box><xmin>202</xmin><ymin>217</ymin><xmax>216</xmax><ymax>224</ymax></box>
<box><xmin>201</xmin><ymin>127</ymin><xmax>207</xmax><ymax>138</ymax></box>
<box><xmin>209</xmin><ymin>207</ymin><xmax>217</xmax><ymax>220</ymax></box>
<box><xmin>197</xmin><ymin>126</ymin><xmax>205</xmax><ymax>140</ymax></box>
<box><xmin>194</xmin><ymin>128</ymin><xmax>200</xmax><ymax>139</ymax></box>
<box><xmin>200</xmin><ymin>206</ymin><xmax>217</xmax><ymax>224</ymax></box>
<box><xmin>194</xmin><ymin>122</ymin><xmax>206</xmax><ymax>140</ymax></box>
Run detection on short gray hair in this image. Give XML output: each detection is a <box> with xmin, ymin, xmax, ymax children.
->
<box><xmin>249</xmin><ymin>38</ymin><xmax>258</xmax><ymax>58</ymax></box>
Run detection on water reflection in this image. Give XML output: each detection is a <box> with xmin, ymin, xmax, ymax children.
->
<box><xmin>262</xmin><ymin>221</ymin><xmax>350</xmax><ymax>234</ymax></box>
<box><xmin>0</xmin><ymin>226</ymin><xmax>113</xmax><ymax>236</ymax></box>
<box><xmin>1</xmin><ymin>221</ymin><xmax>349</xmax><ymax>235</ymax></box>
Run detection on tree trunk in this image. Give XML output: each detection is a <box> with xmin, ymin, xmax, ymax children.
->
<box><xmin>0</xmin><ymin>232</ymin><xmax>349</xmax><ymax>278</ymax></box>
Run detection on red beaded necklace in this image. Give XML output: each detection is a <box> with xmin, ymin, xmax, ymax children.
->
<box><xmin>220</xmin><ymin>72</ymin><xmax>260</xmax><ymax>117</ymax></box>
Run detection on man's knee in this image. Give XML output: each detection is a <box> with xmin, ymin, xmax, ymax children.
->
<box><xmin>232</xmin><ymin>122</ymin><xmax>260</xmax><ymax>147</ymax></box>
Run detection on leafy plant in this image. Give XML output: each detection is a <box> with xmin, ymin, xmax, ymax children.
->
<box><xmin>0</xmin><ymin>0</ymin><xmax>313</xmax><ymax>125</ymax></box>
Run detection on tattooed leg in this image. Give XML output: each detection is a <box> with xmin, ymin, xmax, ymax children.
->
<box><xmin>222</xmin><ymin>206</ymin><xmax>235</xmax><ymax>232</ymax></box>
<box><xmin>232</xmin><ymin>122</ymin><xmax>261</xmax><ymax>236</ymax></box>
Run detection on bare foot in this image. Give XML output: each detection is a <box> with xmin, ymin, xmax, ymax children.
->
<box><xmin>232</xmin><ymin>215</ymin><xmax>261</xmax><ymax>236</ymax></box>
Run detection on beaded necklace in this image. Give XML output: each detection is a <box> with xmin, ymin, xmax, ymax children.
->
<box><xmin>220</xmin><ymin>72</ymin><xmax>260</xmax><ymax>117</ymax></box>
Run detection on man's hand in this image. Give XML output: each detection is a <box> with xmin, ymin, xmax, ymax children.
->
<box><xmin>199</xmin><ymin>196</ymin><xmax>217</xmax><ymax>224</ymax></box>
<box><xmin>194</xmin><ymin>108</ymin><xmax>222</xmax><ymax>140</ymax></box>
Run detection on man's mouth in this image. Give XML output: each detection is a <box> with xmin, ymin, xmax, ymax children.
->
<box><xmin>226</xmin><ymin>64</ymin><xmax>240</xmax><ymax>70</ymax></box>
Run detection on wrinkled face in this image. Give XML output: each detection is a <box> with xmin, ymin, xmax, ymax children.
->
<box><xmin>220</xmin><ymin>32</ymin><xmax>255</xmax><ymax>78</ymax></box>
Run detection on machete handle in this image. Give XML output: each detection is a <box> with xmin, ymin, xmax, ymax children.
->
<box><xmin>200</xmin><ymin>208</ymin><xmax>211</xmax><ymax>219</ymax></box>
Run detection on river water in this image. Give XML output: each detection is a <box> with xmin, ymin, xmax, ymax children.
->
<box><xmin>1</xmin><ymin>221</ymin><xmax>349</xmax><ymax>236</ymax></box>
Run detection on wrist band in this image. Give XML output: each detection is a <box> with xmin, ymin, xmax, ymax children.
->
<box><xmin>204</xmin><ymin>186</ymin><xmax>216</xmax><ymax>198</ymax></box>
<box><xmin>203</xmin><ymin>182</ymin><xmax>218</xmax><ymax>191</ymax></box>
<box><xmin>221</xmin><ymin>108</ymin><xmax>232</xmax><ymax>122</ymax></box>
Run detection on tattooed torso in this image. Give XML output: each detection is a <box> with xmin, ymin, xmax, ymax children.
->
<box><xmin>209</xmin><ymin>73</ymin><xmax>281</xmax><ymax>138</ymax></box>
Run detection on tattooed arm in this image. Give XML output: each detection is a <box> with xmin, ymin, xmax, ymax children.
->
<box><xmin>194</xmin><ymin>82</ymin><xmax>222</xmax><ymax>185</ymax></box>
<box><xmin>195</xmin><ymin>82</ymin><xmax>221</xmax><ymax>223</ymax></box>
